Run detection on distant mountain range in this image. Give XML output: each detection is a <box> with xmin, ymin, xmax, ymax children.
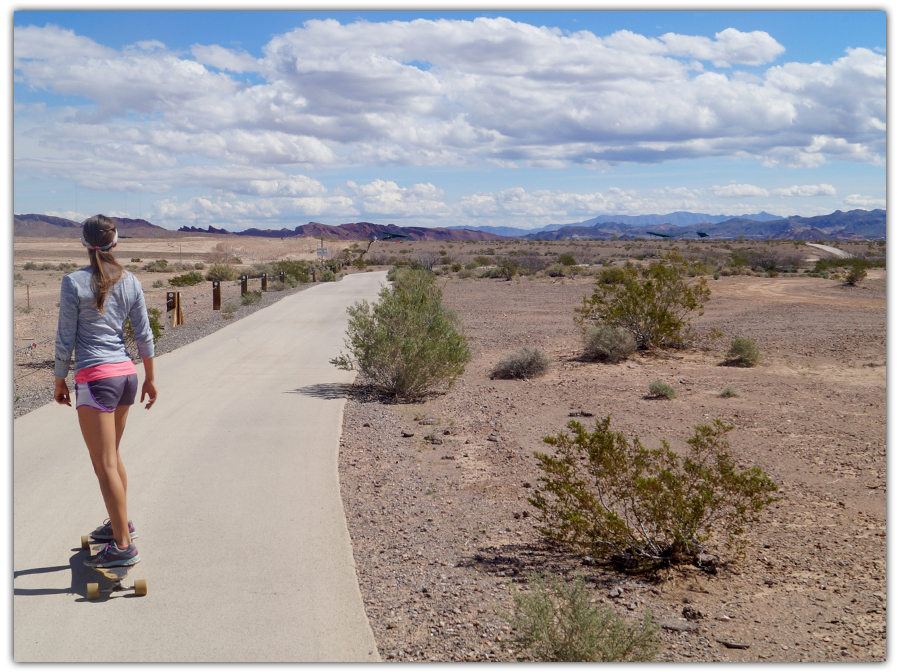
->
<box><xmin>13</xmin><ymin>209</ymin><xmax>886</xmax><ymax>241</ymax></box>
<box><xmin>520</xmin><ymin>209</ymin><xmax>885</xmax><ymax>241</ymax></box>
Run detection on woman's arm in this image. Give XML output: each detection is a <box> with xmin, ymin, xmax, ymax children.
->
<box><xmin>140</xmin><ymin>357</ymin><xmax>157</xmax><ymax>409</ymax></box>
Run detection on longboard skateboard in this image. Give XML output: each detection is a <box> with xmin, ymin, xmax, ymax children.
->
<box><xmin>80</xmin><ymin>536</ymin><xmax>148</xmax><ymax>600</ymax></box>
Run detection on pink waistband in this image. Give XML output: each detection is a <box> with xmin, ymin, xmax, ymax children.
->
<box><xmin>75</xmin><ymin>360</ymin><xmax>137</xmax><ymax>383</ymax></box>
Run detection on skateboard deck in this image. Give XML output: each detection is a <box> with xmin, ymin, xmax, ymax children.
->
<box><xmin>80</xmin><ymin>535</ymin><xmax>148</xmax><ymax>600</ymax></box>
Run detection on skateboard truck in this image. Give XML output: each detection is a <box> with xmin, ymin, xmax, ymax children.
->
<box><xmin>81</xmin><ymin>535</ymin><xmax>148</xmax><ymax>600</ymax></box>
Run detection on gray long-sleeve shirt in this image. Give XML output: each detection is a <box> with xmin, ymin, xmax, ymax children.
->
<box><xmin>54</xmin><ymin>268</ymin><xmax>155</xmax><ymax>379</ymax></box>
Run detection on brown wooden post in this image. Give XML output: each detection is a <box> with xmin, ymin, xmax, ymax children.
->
<box><xmin>212</xmin><ymin>281</ymin><xmax>221</xmax><ymax>310</ymax></box>
<box><xmin>312</xmin><ymin>268</ymin><xmax>317</xmax><ymax>282</ymax></box>
<box><xmin>261</xmin><ymin>273</ymin><xmax>267</xmax><ymax>291</ymax></box>
<box><xmin>166</xmin><ymin>292</ymin><xmax>184</xmax><ymax>327</ymax></box>
<box><xmin>279</xmin><ymin>271</ymin><xmax>285</xmax><ymax>284</ymax></box>
<box><xmin>240</xmin><ymin>275</ymin><xmax>248</xmax><ymax>295</ymax></box>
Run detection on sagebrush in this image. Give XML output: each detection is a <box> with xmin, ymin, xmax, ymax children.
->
<box><xmin>330</xmin><ymin>269</ymin><xmax>471</xmax><ymax>400</ymax></box>
<box><xmin>582</xmin><ymin>325</ymin><xmax>636</xmax><ymax>363</ymax></box>
<box><xmin>491</xmin><ymin>347</ymin><xmax>550</xmax><ymax>379</ymax></box>
<box><xmin>499</xmin><ymin>573</ymin><xmax>659</xmax><ymax>662</ymax></box>
<box><xmin>576</xmin><ymin>252</ymin><xmax>710</xmax><ymax>350</ymax></box>
<box><xmin>726</xmin><ymin>337</ymin><xmax>760</xmax><ymax>367</ymax></box>
<box><xmin>529</xmin><ymin>416</ymin><xmax>779</xmax><ymax>570</ymax></box>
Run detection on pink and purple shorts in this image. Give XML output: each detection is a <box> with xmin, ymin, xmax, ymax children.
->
<box><xmin>75</xmin><ymin>375</ymin><xmax>139</xmax><ymax>412</ymax></box>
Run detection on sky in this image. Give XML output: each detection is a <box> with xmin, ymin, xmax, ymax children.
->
<box><xmin>12</xmin><ymin>4</ymin><xmax>887</xmax><ymax>232</ymax></box>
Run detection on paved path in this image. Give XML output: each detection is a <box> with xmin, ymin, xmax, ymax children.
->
<box><xmin>13</xmin><ymin>271</ymin><xmax>387</xmax><ymax>662</ymax></box>
<box><xmin>806</xmin><ymin>243</ymin><xmax>853</xmax><ymax>259</ymax></box>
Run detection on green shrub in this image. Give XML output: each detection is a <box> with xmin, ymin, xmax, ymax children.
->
<box><xmin>843</xmin><ymin>259</ymin><xmax>871</xmax><ymax>285</ymax></box>
<box><xmin>457</xmin><ymin>268</ymin><xmax>476</xmax><ymax>279</ymax></box>
<box><xmin>205</xmin><ymin>263</ymin><xmax>240</xmax><ymax>282</ymax></box>
<box><xmin>491</xmin><ymin>347</ymin><xmax>550</xmax><ymax>379</ymax></box>
<box><xmin>168</xmin><ymin>271</ymin><xmax>205</xmax><ymax>287</ymax></box>
<box><xmin>23</xmin><ymin>261</ymin><xmax>37</xmax><ymax>270</ymax></box>
<box><xmin>152</xmin><ymin>279</ymin><xmax>165</xmax><ymax>288</ymax></box>
<box><xmin>726</xmin><ymin>337</ymin><xmax>760</xmax><ymax>367</ymax></box>
<box><xmin>545</xmin><ymin>263</ymin><xmax>568</xmax><ymax>277</ymax></box>
<box><xmin>330</xmin><ymin>269</ymin><xmax>471</xmax><ymax>400</ymax></box>
<box><xmin>719</xmin><ymin>385</ymin><xmax>740</xmax><ymax>398</ymax></box>
<box><xmin>319</xmin><ymin>269</ymin><xmax>336</xmax><ymax>282</ymax></box>
<box><xmin>124</xmin><ymin>307</ymin><xmax>163</xmax><ymax>357</ymax></box>
<box><xmin>473</xmin><ymin>255</ymin><xmax>492</xmax><ymax>267</ymax></box>
<box><xmin>142</xmin><ymin>259</ymin><xmax>170</xmax><ymax>272</ymax></box>
<box><xmin>194</xmin><ymin>262</ymin><xmax>206</xmax><ymax>270</ymax></box>
<box><xmin>221</xmin><ymin>301</ymin><xmax>239</xmax><ymax>319</ymax></box>
<box><xmin>582</xmin><ymin>325</ymin><xmax>636</xmax><ymax>363</ymax></box>
<box><xmin>594</xmin><ymin>267</ymin><xmax>625</xmax><ymax>285</ymax></box>
<box><xmin>498</xmin><ymin>257</ymin><xmax>520</xmax><ymax>280</ymax></box>
<box><xmin>241</xmin><ymin>290</ymin><xmax>262</xmax><ymax>306</ymax></box>
<box><xmin>529</xmin><ymin>416</ymin><xmax>779</xmax><ymax>570</ymax></box>
<box><xmin>271</xmin><ymin>259</ymin><xmax>311</xmax><ymax>283</ymax></box>
<box><xmin>498</xmin><ymin>573</ymin><xmax>659</xmax><ymax>662</ymax></box>
<box><xmin>576</xmin><ymin>252</ymin><xmax>710</xmax><ymax>350</ymax></box>
<box><xmin>648</xmin><ymin>380</ymin><xmax>676</xmax><ymax>399</ymax></box>
<box><xmin>131</xmin><ymin>258</ymin><xmax>142</xmax><ymax>263</ymax></box>
<box><xmin>450</xmin><ymin>262</ymin><xmax>463</xmax><ymax>272</ymax></box>
<box><xmin>558</xmin><ymin>253</ymin><xmax>577</xmax><ymax>266</ymax></box>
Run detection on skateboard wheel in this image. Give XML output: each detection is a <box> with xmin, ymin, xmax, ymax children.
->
<box><xmin>81</xmin><ymin>536</ymin><xmax>90</xmax><ymax>550</ymax></box>
<box><xmin>134</xmin><ymin>579</ymin><xmax>148</xmax><ymax>596</ymax></box>
<box><xmin>87</xmin><ymin>583</ymin><xmax>100</xmax><ymax>600</ymax></box>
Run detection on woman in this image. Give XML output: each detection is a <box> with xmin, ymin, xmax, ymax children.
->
<box><xmin>53</xmin><ymin>215</ymin><xmax>157</xmax><ymax>568</ymax></box>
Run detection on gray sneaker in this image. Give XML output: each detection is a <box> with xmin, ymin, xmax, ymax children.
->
<box><xmin>84</xmin><ymin>541</ymin><xmax>140</xmax><ymax>568</ymax></box>
<box><xmin>90</xmin><ymin>519</ymin><xmax>137</xmax><ymax>541</ymax></box>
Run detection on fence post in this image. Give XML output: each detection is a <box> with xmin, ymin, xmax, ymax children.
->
<box><xmin>312</xmin><ymin>268</ymin><xmax>317</xmax><ymax>282</ymax></box>
<box><xmin>212</xmin><ymin>281</ymin><xmax>221</xmax><ymax>310</ymax></box>
<box><xmin>166</xmin><ymin>291</ymin><xmax>184</xmax><ymax>327</ymax></box>
<box><xmin>279</xmin><ymin>271</ymin><xmax>285</xmax><ymax>284</ymax></box>
<box><xmin>262</xmin><ymin>273</ymin><xmax>267</xmax><ymax>291</ymax></box>
<box><xmin>240</xmin><ymin>275</ymin><xmax>248</xmax><ymax>295</ymax></box>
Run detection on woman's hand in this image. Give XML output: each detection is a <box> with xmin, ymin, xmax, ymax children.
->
<box><xmin>141</xmin><ymin>379</ymin><xmax>157</xmax><ymax>409</ymax></box>
<box><xmin>54</xmin><ymin>378</ymin><xmax>71</xmax><ymax>406</ymax></box>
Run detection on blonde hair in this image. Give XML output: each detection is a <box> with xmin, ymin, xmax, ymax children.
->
<box><xmin>82</xmin><ymin>215</ymin><xmax>123</xmax><ymax>313</ymax></box>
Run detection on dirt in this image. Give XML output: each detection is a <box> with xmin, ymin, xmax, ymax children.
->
<box><xmin>14</xmin><ymin>237</ymin><xmax>886</xmax><ymax>662</ymax></box>
<box><xmin>337</xmin><ymin>269</ymin><xmax>886</xmax><ymax>662</ymax></box>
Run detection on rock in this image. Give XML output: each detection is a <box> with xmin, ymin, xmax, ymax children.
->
<box><xmin>419</xmin><ymin>417</ymin><xmax>440</xmax><ymax>425</ymax></box>
<box><xmin>683</xmin><ymin>606</ymin><xmax>704</xmax><ymax>620</ymax></box>
<box><xmin>581</xmin><ymin>556</ymin><xmax>599</xmax><ymax>566</ymax></box>
<box><xmin>716</xmin><ymin>639</ymin><xmax>750</xmax><ymax>649</ymax></box>
<box><xmin>609</xmin><ymin>586</ymin><xmax>623</xmax><ymax>598</ymax></box>
<box><xmin>401</xmin><ymin>430</ymin><xmax>415</xmax><ymax>438</ymax></box>
<box><xmin>658</xmin><ymin>619</ymin><xmax>700</xmax><ymax>633</ymax></box>
<box><xmin>487</xmin><ymin>433</ymin><xmax>501</xmax><ymax>442</ymax></box>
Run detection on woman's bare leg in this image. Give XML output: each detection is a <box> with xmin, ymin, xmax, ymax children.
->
<box><xmin>78</xmin><ymin>406</ymin><xmax>131</xmax><ymax>549</ymax></box>
<box><xmin>113</xmin><ymin>405</ymin><xmax>129</xmax><ymax>497</ymax></box>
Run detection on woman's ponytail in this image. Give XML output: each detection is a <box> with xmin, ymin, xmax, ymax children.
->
<box><xmin>82</xmin><ymin>215</ymin><xmax>123</xmax><ymax>313</ymax></box>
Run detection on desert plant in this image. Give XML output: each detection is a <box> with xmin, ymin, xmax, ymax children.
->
<box><xmin>576</xmin><ymin>252</ymin><xmax>710</xmax><ymax>350</ymax></box>
<box><xmin>594</xmin><ymin>267</ymin><xmax>626</xmax><ymax>285</ymax></box>
<box><xmin>719</xmin><ymin>385</ymin><xmax>740</xmax><ymax>398</ymax></box>
<box><xmin>529</xmin><ymin>416</ymin><xmax>779</xmax><ymax>569</ymax></box>
<box><xmin>319</xmin><ymin>268</ymin><xmax>336</xmax><ymax>282</ymax></box>
<box><xmin>205</xmin><ymin>263</ymin><xmax>240</xmax><ymax>282</ymax></box>
<box><xmin>498</xmin><ymin>257</ymin><xmax>520</xmax><ymax>280</ymax></box>
<box><xmin>450</xmin><ymin>262</ymin><xmax>463</xmax><ymax>273</ymax></box>
<box><xmin>330</xmin><ymin>269</ymin><xmax>471</xmax><ymax>400</ymax></box>
<box><xmin>647</xmin><ymin>380</ymin><xmax>676</xmax><ymax>399</ymax></box>
<box><xmin>473</xmin><ymin>255</ymin><xmax>492</xmax><ymax>267</ymax></box>
<box><xmin>491</xmin><ymin>347</ymin><xmax>550</xmax><ymax>380</ymax></box>
<box><xmin>726</xmin><ymin>337</ymin><xmax>760</xmax><ymax>367</ymax></box>
<box><xmin>498</xmin><ymin>573</ymin><xmax>659</xmax><ymax>662</ymax></box>
<box><xmin>843</xmin><ymin>259</ymin><xmax>870</xmax><ymax>286</ymax></box>
<box><xmin>271</xmin><ymin>259</ymin><xmax>311</xmax><ymax>283</ymax></box>
<box><xmin>582</xmin><ymin>325</ymin><xmax>636</xmax><ymax>363</ymax></box>
<box><xmin>558</xmin><ymin>253</ymin><xmax>577</xmax><ymax>266</ymax></box>
<box><xmin>131</xmin><ymin>257</ymin><xmax>141</xmax><ymax>263</ymax></box>
<box><xmin>241</xmin><ymin>290</ymin><xmax>262</xmax><ymax>306</ymax></box>
<box><xmin>124</xmin><ymin>307</ymin><xmax>163</xmax><ymax>358</ymax></box>
<box><xmin>152</xmin><ymin>279</ymin><xmax>165</xmax><ymax>288</ymax></box>
<box><xmin>545</xmin><ymin>263</ymin><xmax>568</xmax><ymax>277</ymax></box>
<box><xmin>168</xmin><ymin>270</ymin><xmax>205</xmax><ymax>287</ymax></box>
<box><xmin>142</xmin><ymin>259</ymin><xmax>170</xmax><ymax>273</ymax></box>
<box><xmin>23</xmin><ymin>261</ymin><xmax>37</xmax><ymax>270</ymax></box>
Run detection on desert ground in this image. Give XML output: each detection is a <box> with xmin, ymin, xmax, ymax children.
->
<box><xmin>13</xmin><ymin>235</ymin><xmax>886</xmax><ymax>662</ymax></box>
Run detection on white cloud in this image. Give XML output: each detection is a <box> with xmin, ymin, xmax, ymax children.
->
<box><xmin>843</xmin><ymin>194</ymin><xmax>886</xmax><ymax>209</ymax></box>
<box><xmin>343</xmin><ymin>180</ymin><xmax>449</xmax><ymax>217</ymax></box>
<box><xmin>711</xmin><ymin>183</ymin><xmax>769</xmax><ymax>198</ymax></box>
<box><xmin>191</xmin><ymin>44</ymin><xmax>260</xmax><ymax>73</ymax></box>
<box><xmin>772</xmin><ymin>184</ymin><xmax>837</xmax><ymax>197</ymax></box>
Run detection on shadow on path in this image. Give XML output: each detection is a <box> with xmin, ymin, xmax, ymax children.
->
<box><xmin>286</xmin><ymin>382</ymin><xmax>352</xmax><ymax>400</ymax></box>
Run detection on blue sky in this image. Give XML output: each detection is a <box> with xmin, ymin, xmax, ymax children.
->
<box><xmin>12</xmin><ymin>5</ymin><xmax>887</xmax><ymax>231</ymax></box>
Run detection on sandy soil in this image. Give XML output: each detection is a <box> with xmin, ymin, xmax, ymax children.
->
<box><xmin>337</xmin><ymin>268</ymin><xmax>886</xmax><ymax>662</ymax></box>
